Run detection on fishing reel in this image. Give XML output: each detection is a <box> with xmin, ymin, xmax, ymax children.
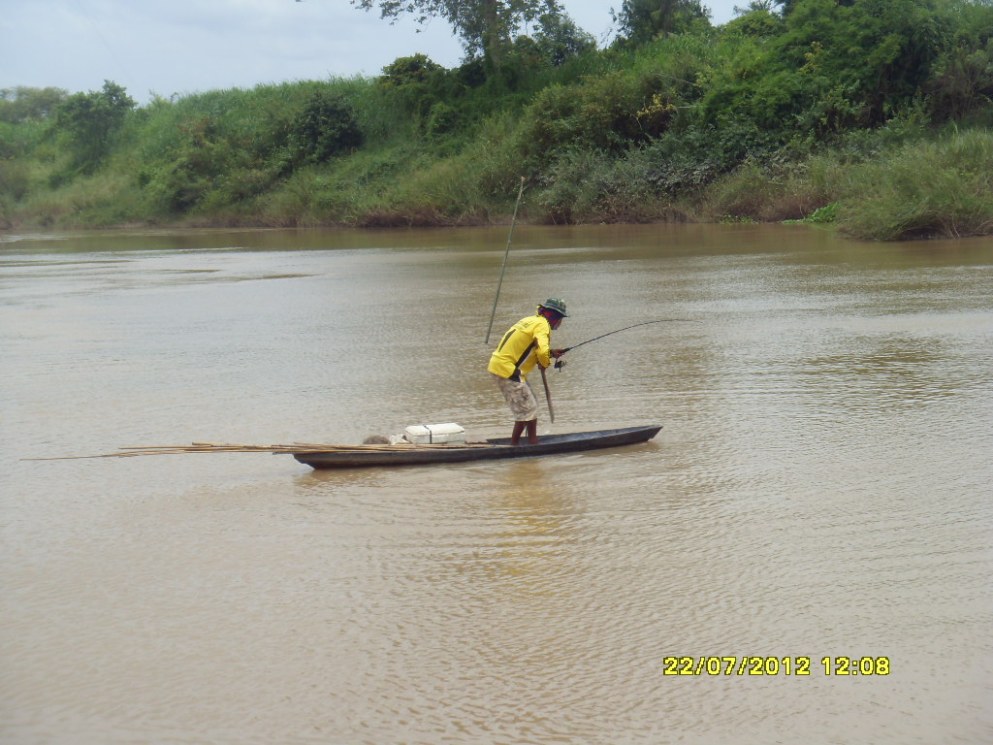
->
<box><xmin>553</xmin><ymin>359</ymin><xmax>567</xmax><ymax>371</ymax></box>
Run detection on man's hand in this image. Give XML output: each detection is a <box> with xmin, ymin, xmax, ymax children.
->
<box><xmin>550</xmin><ymin>348</ymin><xmax>566</xmax><ymax>359</ymax></box>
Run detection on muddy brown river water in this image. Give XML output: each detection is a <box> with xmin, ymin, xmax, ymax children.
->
<box><xmin>2</xmin><ymin>224</ymin><xmax>992</xmax><ymax>744</ymax></box>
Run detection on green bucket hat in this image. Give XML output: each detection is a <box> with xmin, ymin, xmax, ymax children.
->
<box><xmin>541</xmin><ymin>298</ymin><xmax>568</xmax><ymax>317</ymax></box>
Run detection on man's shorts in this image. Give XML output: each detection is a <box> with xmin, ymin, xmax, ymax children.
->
<box><xmin>492</xmin><ymin>373</ymin><xmax>538</xmax><ymax>422</ymax></box>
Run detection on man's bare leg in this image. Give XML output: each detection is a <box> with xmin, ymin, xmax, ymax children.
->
<box><xmin>526</xmin><ymin>419</ymin><xmax>538</xmax><ymax>445</ymax></box>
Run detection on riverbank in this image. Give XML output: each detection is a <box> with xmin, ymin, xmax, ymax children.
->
<box><xmin>4</xmin><ymin>0</ymin><xmax>992</xmax><ymax>242</ymax></box>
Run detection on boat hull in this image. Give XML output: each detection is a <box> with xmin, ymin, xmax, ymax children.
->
<box><xmin>291</xmin><ymin>425</ymin><xmax>662</xmax><ymax>469</ymax></box>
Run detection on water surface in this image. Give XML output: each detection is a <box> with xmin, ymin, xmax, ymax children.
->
<box><xmin>2</xmin><ymin>225</ymin><xmax>992</xmax><ymax>744</ymax></box>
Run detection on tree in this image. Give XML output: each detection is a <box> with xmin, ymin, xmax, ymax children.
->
<box><xmin>701</xmin><ymin>0</ymin><xmax>959</xmax><ymax>136</ymax></box>
<box><xmin>351</xmin><ymin>0</ymin><xmax>567</xmax><ymax>71</ymax></box>
<box><xmin>780</xmin><ymin>0</ymin><xmax>953</xmax><ymax>128</ymax></box>
<box><xmin>377</xmin><ymin>54</ymin><xmax>450</xmax><ymax>118</ymax></box>
<box><xmin>732</xmin><ymin>0</ymin><xmax>799</xmax><ymax>18</ymax></box>
<box><xmin>53</xmin><ymin>80</ymin><xmax>135</xmax><ymax>173</ymax></box>
<box><xmin>924</xmin><ymin>0</ymin><xmax>993</xmax><ymax>122</ymax></box>
<box><xmin>530</xmin><ymin>10</ymin><xmax>596</xmax><ymax>66</ymax></box>
<box><xmin>614</xmin><ymin>0</ymin><xmax>711</xmax><ymax>44</ymax></box>
<box><xmin>0</xmin><ymin>87</ymin><xmax>68</xmax><ymax>123</ymax></box>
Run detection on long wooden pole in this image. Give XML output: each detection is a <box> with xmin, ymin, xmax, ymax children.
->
<box><xmin>540</xmin><ymin>366</ymin><xmax>555</xmax><ymax>423</ymax></box>
<box><xmin>23</xmin><ymin>441</ymin><xmax>494</xmax><ymax>460</ymax></box>
<box><xmin>484</xmin><ymin>176</ymin><xmax>526</xmax><ymax>345</ymax></box>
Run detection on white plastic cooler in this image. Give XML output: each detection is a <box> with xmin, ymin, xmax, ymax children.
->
<box><xmin>403</xmin><ymin>423</ymin><xmax>466</xmax><ymax>445</ymax></box>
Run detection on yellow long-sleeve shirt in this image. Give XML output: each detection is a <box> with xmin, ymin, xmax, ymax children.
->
<box><xmin>487</xmin><ymin>314</ymin><xmax>552</xmax><ymax>381</ymax></box>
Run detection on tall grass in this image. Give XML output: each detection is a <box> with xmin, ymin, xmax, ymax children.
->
<box><xmin>692</xmin><ymin>127</ymin><xmax>993</xmax><ymax>240</ymax></box>
<box><xmin>836</xmin><ymin>129</ymin><xmax>993</xmax><ymax>239</ymax></box>
<box><xmin>15</xmin><ymin>170</ymin><xmax>141</xmax><ymax>227</ymax></box>
<box><xmin>700</xmin><ymin>161</ymin><xmax>827</xmax><ymax>222</ymax></box>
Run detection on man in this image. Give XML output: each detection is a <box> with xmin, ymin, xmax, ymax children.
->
<box><xmin>488</xmin><ymin>298</ymin><xmax>567</xmax><ymax>445</ymax></box>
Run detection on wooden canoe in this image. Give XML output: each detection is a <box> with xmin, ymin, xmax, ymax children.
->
<box><xmin>290</xmin><ymin>425</ymin><xmax>662</xmax><ymax>469</ymax></box>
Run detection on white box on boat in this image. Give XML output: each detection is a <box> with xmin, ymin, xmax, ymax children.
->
<box><xmin>403</xmin><ymin>423</ymin><xmax>466</xmax><ymax>444</ymax></box>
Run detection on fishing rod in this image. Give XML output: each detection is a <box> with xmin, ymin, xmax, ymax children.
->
<box><xmin>559</xmin><ymin>318</ymin><xmax>697</xmax><ymax>355</ymax></box>
<box><xmin>484</xmin><ymin>176</ymin><xmax>526</xmax><ymax>345</ymax></box>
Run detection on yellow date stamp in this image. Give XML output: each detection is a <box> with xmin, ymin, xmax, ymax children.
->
<box><xmin>662</xmin><ymin>656</ymin><xmax>891</xmax><ymax>677</ymax></box>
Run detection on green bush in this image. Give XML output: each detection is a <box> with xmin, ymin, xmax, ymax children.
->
<box><xmin>0</xmin><ymin>156</ymin><xmax>32</xmax><ymax>201</ymax></box>
<box><xmin>426</xmin><ymin>101</ymin><xmax>461</xmax><ymax>137</ymax></box>
<box><xmin>289</xmin><ymin>89</ymin><xmax>363</xmax><ymax>164</ymax></box>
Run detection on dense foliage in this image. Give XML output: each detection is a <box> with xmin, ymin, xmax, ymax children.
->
<box><xmin>1</xmin><ymin>0</ymin><xmax>992</xmax><ymax>239</ymax></box>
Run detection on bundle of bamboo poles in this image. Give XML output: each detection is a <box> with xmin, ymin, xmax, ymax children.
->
<box><xmin>26</xmin><ymin>440</ymin><xmax>492</xmax><ymax>461</ymax></box>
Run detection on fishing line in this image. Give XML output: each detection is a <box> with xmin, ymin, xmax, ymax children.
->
<box><xmin>561</xmin><ymin>318</ymin><xmax>697</xmax><ymax>354</ymax></box>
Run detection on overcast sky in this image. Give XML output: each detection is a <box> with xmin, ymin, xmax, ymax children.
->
<box><xmin>1</xmin><ymin>0</ymin><xmax>741</xmax><ymax>105</ymax></box>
